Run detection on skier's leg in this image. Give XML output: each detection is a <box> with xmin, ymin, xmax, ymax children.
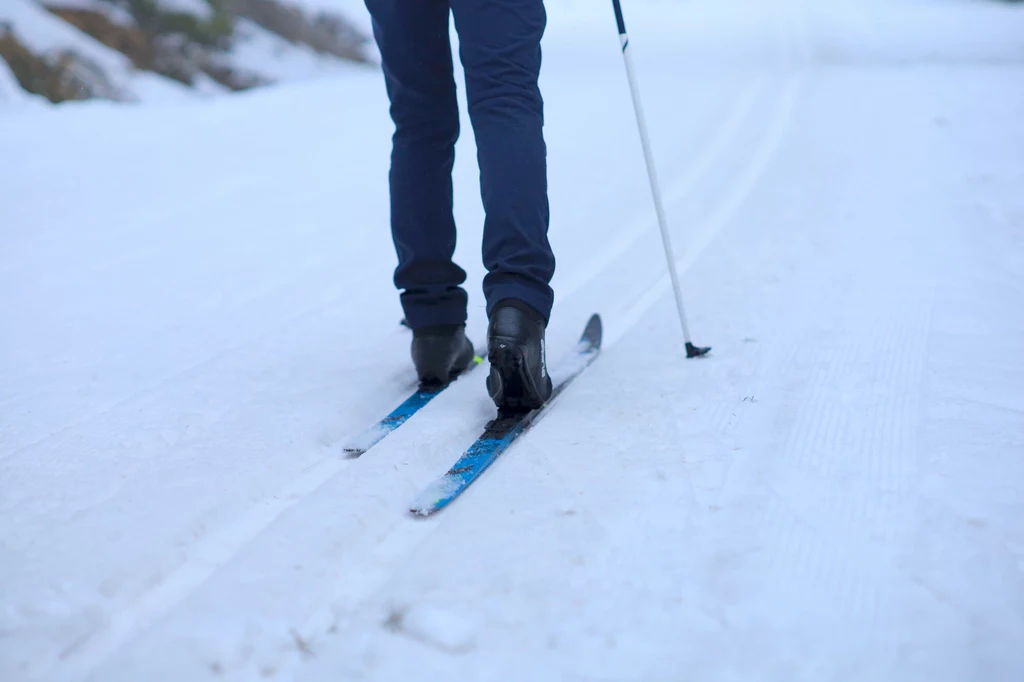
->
<box><xmin>449</xmin><ymin>0</ymin><xmax>554</xmax><ymax>409</ymax></box>
<box><xmin>364</xmin><ymin>0</ymin><xmax>467</xmax><ymax>329</ymax></box>
<box><xmin>448</xmin><ymin>0</ymin><xmax>555</xmax><ymax>324</ymax></box>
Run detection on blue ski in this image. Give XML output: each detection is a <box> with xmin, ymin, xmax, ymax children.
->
<box><xmin>409</xmin><ymin>314</ymin><xmax>602</xmax><ymax>516</ymax></box>
<box><xmin>343</xmin><ymin>352</ymin><xmax>485</xmax><ymax>457</ymax></box>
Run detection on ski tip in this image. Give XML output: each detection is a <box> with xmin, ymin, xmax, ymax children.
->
<box><xmin>581</xmin><ymin>313</ymin><xmax>603</xmax><ymax>350</ymax></box>
<box><xmin>409</xmin><ymin>476</ymin><xmax>461</xmax><ymax>516</ymax></box>
<box><xmin>685</xmin><ymin>342</ymin><xmax>711</xmax><ymax>358</ymax></box>
<box><xmin>409</xmin><ymin>497</ymin><xmax>445</xmax><ymax>517</ymax></box>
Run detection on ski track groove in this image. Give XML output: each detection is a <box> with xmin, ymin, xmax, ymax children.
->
<box><xmin>276</xmin><ymin>61</ymin><xmax>806</xmax><ymax>681</ymax></box>
<box><xmin>552</xmin><ymin>75</ymin><xmax>768</xmax><ymax>307</ymax></box>
<box><xmin>277</xmin><ymin>17</ymin><xmax>809</xmax><ymax>672</ymax></box>
<box><xmin>605</xmin><ymin>74</ymin><xmax>802</xmax><ymax>350</ymax></box>
<box><xmin>3</xmin><ymin>175</ymin><xmax>383</xmax><ymax>460</ymax></box>
<box><xmin>278</xmin><ymin>517</ymin><xmax>446</xmax><ymax>679</ymax></box>
<box><xmin>1</xmin><ymin>280</ymin><xmax>357</xmax><ymax>465</ymax></box>
<box><xmin>4</xmin><ymin>179</ymin><xmax>305</xmax><ymax>374</ymax></box>
<box><xmin>54</xmin><ymin>13</ymin><xmax>810</xmax><ymax>677</ymax></box>
<box><xmin>51</xmin><ymin>455</ymin><xmax>357</xmax><ymax>682</ymax></box>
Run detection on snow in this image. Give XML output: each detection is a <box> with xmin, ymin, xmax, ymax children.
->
<box><xmin>341</xmin><ymin>421</ymin><xmax>390</xmax><ymax>453</ymax></box>
<box><xmin>0</xmin><ymin>55</ymin><xmax>32</xmax><ymax>105</ymax></box>
<box><xmin>385</xmin><ymin>603</ymin><xmax>478</xmax><ymax>654</ymax></box>
<box><xmin>228</xmin><ymin>18</ymin><xmax>367</xmax><ymax>83</ymax></box>
<box><xmin>3</xmin><ymin>0</ymin><xmax>1024</xmax><ymax>680</ymax></box>
<box><xmin>286</xmin><ymin>0</ymin><xmax>374</xmax><ymax>37</ymax></box>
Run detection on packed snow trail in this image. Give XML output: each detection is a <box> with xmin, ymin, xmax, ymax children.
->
<box><xmin>2</xmin><ymin>0</ymin><xmax>1024</xmax><ymax>680</ymax></box>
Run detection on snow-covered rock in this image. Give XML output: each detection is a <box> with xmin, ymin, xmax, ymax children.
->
<box><xmin>0</xmin><ymin>0</ymin><xmax>373</xmax><ymax>103</ymax></box>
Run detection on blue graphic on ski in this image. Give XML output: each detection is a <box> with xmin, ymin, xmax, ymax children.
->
<box><xmin>343</xmin><ymin>352</ymin><xmax>485</xmax><ymax>458</ymax></box>
<box><xmin>409</xmin><ymin>314</ymin><xmax>602</xmax><ymax>516</ymax></box>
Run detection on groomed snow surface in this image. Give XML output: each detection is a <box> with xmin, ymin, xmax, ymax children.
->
<box><xmin>2</xmin><ymin>0</ymin><xmax>1024</xmax><ymax>680</ymax></box>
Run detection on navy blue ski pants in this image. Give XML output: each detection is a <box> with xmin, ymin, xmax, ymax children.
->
<box><xmin>364</xmin><ymin>0</ymin><xmax>555</xmax><ymax>330</ymax></box>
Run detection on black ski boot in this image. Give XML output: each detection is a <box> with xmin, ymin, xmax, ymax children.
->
<box><xmin>411</xmin><ymin>325</ymin><xmax>475</xmax><ymax>386</ymax></box>
<box><xmin>486</xmin><ymin>300</ymin><xmax>552</xmax><ymax>412</ymax></box>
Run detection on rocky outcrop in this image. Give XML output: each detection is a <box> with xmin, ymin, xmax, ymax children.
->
<box><xmin>1</xmin><ymin>0</ymin><xmax>373</xmax><ymax>103</ymax></box>
<box><xmin>45</xmin><ymin>5</ymin><xmax>270</xmax><ymax>91</ymax></box>
<box><xmin>0</xmin><ymin>20</ymin><xmax>128</xmax><ymax>102</ymax></box>
<box><xmin>228</xmin><ymin>0</ymin><xmax>371</xmax><ymax>63</ymax></box>
<box><xmin>46</xmin><ymin>7</ymin><xmax>175</xmax><ymax>77</ymax></box>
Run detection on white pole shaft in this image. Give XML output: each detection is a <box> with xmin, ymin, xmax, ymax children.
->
<box><xmin>618</xmin><ymin>34</ymin><xmax>693</xmax><ymax>344</ymax></box>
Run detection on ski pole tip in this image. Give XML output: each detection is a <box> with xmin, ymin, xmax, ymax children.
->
<box><xmin>685</xmin><ymin>342</ymin><xmax>711</xmax><ymax>359</ymax></box>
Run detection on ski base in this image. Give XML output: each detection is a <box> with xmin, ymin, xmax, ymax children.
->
<box><xmin>410</xmin><ymin>314</ymin><xmax>603</xmax><ymax>516</ymax></box>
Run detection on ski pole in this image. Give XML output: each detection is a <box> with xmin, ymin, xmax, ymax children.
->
<box><xmin>611</xmin><ymin>0</ymin><xmax>710</xmax><ymax>358</ymax></box>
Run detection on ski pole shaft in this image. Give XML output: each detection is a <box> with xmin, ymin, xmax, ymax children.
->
<box><xmin>610</xmin><ymin>0</ymin><xmax>709</xmax><ymax>358</ymax></box>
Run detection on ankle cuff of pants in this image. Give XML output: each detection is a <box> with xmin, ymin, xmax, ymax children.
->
<box><xmin>400</xmin><ymin>290</ymin><xmax>468</xmax><ymax>330</ymax></box>
<box><xmin>485</xmin><ymin>281</ymin><xmax>553</xmax><ymax>326</ymax></box>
